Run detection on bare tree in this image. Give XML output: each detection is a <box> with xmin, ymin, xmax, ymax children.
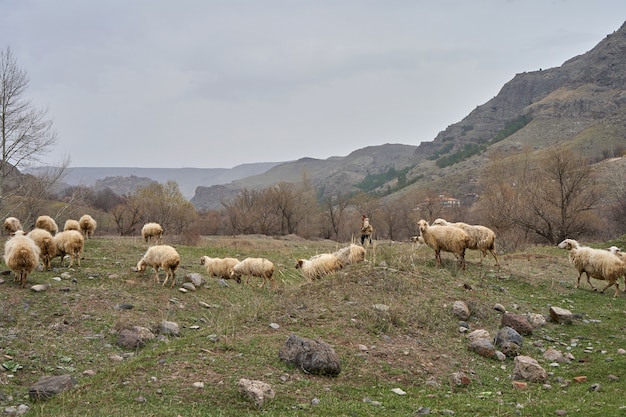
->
<box><xmin>324</xmin><ymin>194</ymin><xmax>349</xmax><ymax>241</ymax></box>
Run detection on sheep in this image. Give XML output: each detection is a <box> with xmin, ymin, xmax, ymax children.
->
<box><xmin>142</xmin><ymin>222</ymin><xmax>163</xmax><ymax>244</ymax></box>
<box><xmin>52</xmin><ymin>230</ymin><xmax>85</xmax><ymax>268</ymax></box>
<box><xmin>558</xmin><ymin>239</ymin><xmax>626</xmax><ymax>297</ymax></box>
<box><xmin>137</xmin><ymin>244</ymin><xmax>180</xmax><ymax>288</ymax></box>
<box><xmin>4</xmin><ymin>217</ymin><xmax>22</xmax><ymax>236</ymax></box>
<box><xmin>3</xmin><ymin>230</ymin><xmax>40</xmax><ymax>288</ymax></box>
<box><xmin>27</xmin><ymin>228</ymin><xmax>57</xmax><ymax>271</ymax></box>
<box><xmin>332</xmin><ymin>244</ymin><xmax>366</xmax><ymax>266</ymax></box>
<box><xmin>200</xmin><ymin>256</ymin><xmax>241</xmax><ymax>282</ymax></box>
<box><xmin>295</xmin><ymin>253</ymin><xmax>343</xmax><ymax>282</ymax></box>
<box><xmin>79</xmin><ymin>214</ymin><xmax>97</xmax><ymax>239</ymax></box>
<box><xmin>35</xmin><ymin>215</ymin><xmax>58</xmax><ymax>235</ymax></box>
<box><xmin>432</xmin><ymin>218</ymin><xmax>499</xmax><ymax>266</ymax></box>
<box><xmin>417</xmin><ymin>219</ymin><xmax>471</xmax><ymax>270</ymax></box>
<box><xmin>230</xmin><ymin>258</ymin><xmax>276</xmax><ymax>289</ymax></box>
<box><xmin>64</xmin><ymin>219</ymin><xmax>80</xmax><ymax>232</ymax></box>
<box><xmin>608</xmin><ymin>246</ymin><xmax>626</xmax><ymax>291</ymax></box>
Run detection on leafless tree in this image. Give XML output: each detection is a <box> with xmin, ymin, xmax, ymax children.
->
<box><xmin>324</xmin><ymin>194</ymin><xmax>350</xmax><ymax>241</ymax></box>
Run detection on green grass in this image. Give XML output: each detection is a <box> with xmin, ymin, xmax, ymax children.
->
<box><xmin>0</xmin><ymin>235</ymin><xmax>625</xmax><ymax>416</ymax></box>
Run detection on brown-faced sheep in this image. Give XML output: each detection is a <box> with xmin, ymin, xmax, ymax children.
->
<box><xmin>230</xmin><ymin>258</ymin><xmax>276</xmax><ymax>289</ymax></box>
<box><xmin>52</xmin><ymin>230</ymin><xmax>85</xmax><ymax>268</ymax></box>
<box><xmin>64</xmin><ymin>219</ymin><xmax>80</xmax><ymax>232</ymax></box>
<box><xmin>296</xmin><ymin>253</ymin><xmax>343</xmax><ymax>282</ymax></box>
<box><xmin>4</xmin><ymin>217</ymin><xmax>22</xmax><ymax>236</ymax></box>
<box><xmin>27</xmin><ymin>228</ymin><xmax>57</xmax><ymax>271</ymax></box>
<box><xmin>558</xmin><ymin>239</ymin><xmax>626</xmax><ymax>297</ymax></box>
<box><xmin>332</xmin><ymin>244</ymin><xmax>366</xmax><ymax>266</ymax></box>
<box><xmin>3</xmin><ymin>231</ymin><xmax>40</xmax><ymax>287</ymax></box>
<box><xmin>137</xmin><ymin>245</ymin><xmax>180</xmax><ymax>288</ymax></box>
<box><xmin>418</xmin><ymin>219</ymin><xmax>471</xmax><ymax>270</ymax></box>
<box><xmin>142</xmin><ymin>222</ymin><xmax>163</xmax><ymax>244</ymax></box>
<box><xmin>79</xmin><ymin>214</ymin><xmax>97</xmax><ymax>238</ymax></box>
<box><xmin>35</xmin><ymin>215</ymin><xmax>58</xmax><ymax>235</ymax></box>
<box><xmin>433</xmin><ymin>218</ymin><xmax>499</xmax><ymax>266</ymax></box>
<box><xmin>200</xmin><ymin>256</ymin><xmax>241</xmax><ymax>282</ymax></box>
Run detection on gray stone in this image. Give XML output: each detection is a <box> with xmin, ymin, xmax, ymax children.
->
<box><xmin>524</xmin><ymin>312</ymin><xmax>547</xmax><ymax>328</ymax></box>
<box><xmin>501</xmin><ymin>312</ymin><xmax>533</xmax><ymax>335</ymax></box>
<box><xmin>549</xmin><ymin>306</ymin><xmax>573</xmax><ymax>325</ymax></box>
<box><xmin>30</xmin><ymin>284</ymin><xmax>47</xmax><ymax>292</ymax></box>
<box><xmin>181</xmin><ymin>282</ymin><xmax>196</xmax><ymax>291</ymax></box>
<box><xmin>186</xmin><ymin>273</ymin><xmax>204</xmax><ymax>287</ymax></box>
<box><xmin>493</xmin><ymin>303</ymin><xmax>506</xmax><ymax>313</ymax></box>
<box><xmin>467</xmin><ymin>329</ymin><xmax>491</xmax><ymax>343</ymax></box>
<box><xmin>159</xmin><ymin>320</ymin><xmax>180</xmax><ymax>336</ymax></box>
<box><xmin>29</xmin><ymin>375</ymin><xmax>78</xmax><ymax>400</ymax></box>
<box><xmin>495</xmin><ymin>326</ymin><xmax>523</xmax><ymax>357</ymax></box>
<box><xmin>238</xmin><ymin>378</ymin><xmax>275</xmax><ymax>407</ymax></box>
<box><xmin>469</xmin><ymin>337</ymin><xmax>497</xmax><ymax>359</ymax></box>
<box><xmin>279</xmin><ymin>334</ymin><xmax>341</xmax><ymax>376</ymax></box>
<box><xmin>452</xmin><ymin>301</ymin><xmax>470</xmax><ymax>320</ymax></box>
<box><xmin>512</xmin><ymin>355</ymin><xmax>547</xmax><ymax>383</ymax></box>
<box><xmin>117</xmin><ymin>329</ymin><xmax>146</xmax><ymax>349</ymax></box>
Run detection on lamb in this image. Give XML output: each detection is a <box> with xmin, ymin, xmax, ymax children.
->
<box><xmin>27</xmin><ymin>228</ymin><xmax>57</xmax><ymax>271</ymax></box>
<box><xmin>432</xmin><ymin>218</ymin><xmax>499</xmax><ymax>266</ymax></box>
<box><xmin>230</xmin><ymin>258</ymin><xmax>276</xmax><ymax>289</ymax></box>
<box><xmin>417</xmin><ymin>219</ymin><xmax>471</xmax><ymax>270</ymax></box>
<box><xmin>4</xmin><ymin>217</ymin><xmax>22</xmax><ymax>236</ymax></box>
<box><xmin>142</xmin><ymin>222</ymin><xmax>163</xmax><ymax>244</ymax></box>
<box><xmin>558</xmin><ymin>239</ymin><xmax>626</xmax><ymax>297</ymax></box>
<box><xmin>64</xmin><ymin>219</ymin><xmax>80</xmax><ymax>232</ymax></box>
<box><xmin>137</xmin><ymin>244</ymin><xmax>180</xmax><ymax>288</ymax></box>
<box><xmin>35</xmin><ymin>215</ymin><xmax>58</xmax><ymax>235</ymax></box>
<box><xmin>52</xmin><ymin>230</ymin><xmax>85</xmax><ymax>268</ymax></box>
<box><xmin>3</xmin><ymin>230</ymin><xmax>40</xmax><ymax>287</ymax></box>
<box><xmin>79</xmin><ymin>214</ymin><xmax>97</xmax><ymax>239</ymax></box>
<box><xmin>332</xmin><ymin>244</ymin><xmax>366</xmax><ymax>266</ymax></box>
<box><xmin>200</xmin><ymin>256</ymin><xmax>240</xmax><ymax>282</ymax></box>
<box><xmin>295</xmin><ymin>253</ymin><xmax>343</xmax><ymax>282</ymax></box>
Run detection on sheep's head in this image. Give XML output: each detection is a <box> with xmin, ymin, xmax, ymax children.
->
<box><xmin>608</xmin><ymin>246</ymin><xmax>621</xmax><ymax>254</ymax></box>
<box><xmin>432</xmin><ymin>218</ymin><xmax>447</xmax><ymax>226</ymax></box>
<box><xmin>417</xmin><ymin>219</ymin><xmax>428</xmax><ymax>232</ymax></box>
<box><xmin>295</xmin><ymin>259</ymin><xmax>305</xmax><ymax>269</ymax></box>
<box><xmin>200</xmin><ymin>256</ymin><xmax>208</xmax><ymax>265</ymax></box>
<box><xmin>137</xmin><ymin>259</ymin><xmax>147</xmax><ymax>272</ymax></box>
<box><xmin>558</xmin><ymin>239</ymin><xmax>578</xmax><ymax>251</ymax></box>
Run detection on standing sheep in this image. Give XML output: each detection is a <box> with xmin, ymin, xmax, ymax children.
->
<box><xmin>4</xmin><ymin>217</ymin><xmax>22</xmax><ymax>236</ymax></box>
<box><xmin>52</xmin><ymin>230</ymin><xmax>85</xmax><ymax>268</ymax></box>
<box><xmin>27</xmin><ymin>228</ymin><xmax>57</xmax><ymax>271</ymax></box>
<box><xmin>608</xmin><ymin>246</ymin><xmax>626</xmax><ymax>292</ymax></box>
<box><xmin>79</xmin><ymin>214</ymin><xmax>97</xmax><ymax>239</ymax></box>
<box><xmin>558</xmin><ymin>239</ymin><xmax>625</xmax><ymax>297</ymax></box>
<box><xmin>142</xmin><ymin>222</ymin><xmax>164</xmax><ymax>244</ymax></box>
<box><xmin>332</xmin><ymin>244</ymin><xmax>366</xmax><ymax>266</ymax></box>
<box><xmin>137</xmin><ymin>245</ymin><xmax>180</xmax><ymax>288</ymax></box>
<box><xmin>230</xmin><ymin>258</ymin><xmax>276</xmax><ymax>289</ymax></box>
<box><xmin>418</xmin><ymin>219</ymin><xmax>471</xmax><ymax>270</ymax></box>
<box><xmin>200</xmin><ymin>256</ymin><xmax>241</xmax><ymax>282</ymax></box>
<box><xmin>64</xmin><ymin>219</ymin><xmax>80</xmax><ymax>232</ymax></box>
<box><xmin>296</xmin><ymin>253</ymin><xmax>343</xmax><ymax>282</ymax></box>
<box><xmin>432</xmin><ymin>218</ymin><xmax>499</xmax><ymax>266</ymax></box>
<box><xmin>35</xmin><ymin>215</ymin><xmax>58</xmax><ymax>235</ymax></box>
<box><xmin>3</xmin><ymin>231</ymin><xmax>40</xmax><ymax>288</ymax></box>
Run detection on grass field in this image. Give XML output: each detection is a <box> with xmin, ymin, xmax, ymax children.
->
<box><xmin>0</xmin><ymin>234</ymin><xmax>625</xmax><ymax>416</ymax></box>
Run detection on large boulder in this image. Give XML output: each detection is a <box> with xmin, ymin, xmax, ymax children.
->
<box><xmin>278</xmin><ymin>334</ymin><xmax>341</xmax><ymax>376</ymax></box>
<box><xmin>29</xmin><ymin>375</ymin><xmax>78</xmax><ymax>400</ymax></box>
<box><xmin>512</xmin><ymin>356</ymin><xmax>547</xmax><ymax>383</ymax></box>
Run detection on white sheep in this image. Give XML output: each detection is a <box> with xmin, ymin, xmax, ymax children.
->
<box><xmin>332</xmin><ymin>244</ymin><xmax>366</xmax><ymax>266</ymax></box>
<box><xmin>52</xmin><ymin>230</ymin><xmax>85</xmax><ymax>268</ymax></box>
<box><xmin>3</xmin><ymin>217</ymin><xmax>22</xmax><ymax>236</ymax></box>
<box><xmin>558</xmin><ymin>239</ymin><xmax>625</xmax><ymax>297</ymax></box>
<box><xmin>608</xmin><ymin>246</ymin><xmax>626</xmax><ymax>292</ymax></box>
<box><xmin>230</xmin><ymin>258</ymin><xmax>276</xmax><ymax>289</ymax></box>
<box><xmin>417</xmin><ymin>219</ymin><xmax>471</xmax><ymax>270</ymax></box>
<box><xmin>432</xmin><ymin>218</ymin><xmax>499</xmax><ymax>266</ymax></box>
<box><xmin>200</xmin><ymin>256</ymin><xmax>240</xmax><ymax>282</ymax></box>
<box><xmin>27</xmin><ymin>228</ymin><xmax>57</xmax><ymax>271</ymax></box>
<box><xmin>79</xmin><ymin>214</ymin><xmax>97</xmax><ymax>239</ymax></box>
<box><xmin>296</xmin><ymin>253</ymin><xmax>343</xmax><ymax>282</ymax></box>
<box><xmin>137</xmin><ymin>244</ymin><xmax>181</xmax><ymax>288</ymax></box>
<box><xmin>64</xmin><ymin>219</ymin><xmax>80</xmax><ymax>232</ymax></box>
<box><xmin>142</xmin><ymin>222</ymin><xmax>164</xmax><ymax>244</ymax></box>
<box><xmin>35</xmin><ymin>215</ymin><xmax>58</xmax><ymax>235</ymax></box>
<box><xmin>3</xmin><ymin>230</ymin><xmax>40</xmax><ymax>287</ymax></box>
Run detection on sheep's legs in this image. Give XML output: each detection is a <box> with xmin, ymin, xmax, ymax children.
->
<box><xmin>599</xmin><ymin>280</ymin><xmax>619</xmax><ymax>297</ymax></box>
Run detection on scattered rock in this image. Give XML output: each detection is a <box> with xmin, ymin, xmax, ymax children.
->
<box><xmin>449</xmin><ymin>372</ymin><xmax>471</xmax><ymax>386</ymax></box>
<box><xmin>511</xmin><ymin>381</ymin><xmax>528</xmax><ymax>389</ymax></box>
<box><xmin>278</xmin><ymin>334</ymin><xmax>341</xmax><ymax>376</ymax></box>
<box><xmin>467</xmin><ymin>329</ymin><xmax>491</xmax><ymax>343</ymax></box>
<box><xmin>117</xmin><ymin>329</ymin><xmax>146</xmax><ymax>349</ymax></box>
<box><xmin>30</xmin><ymin>284</ymin><xmax>47</xmax><ymax>292</ymax></box>
<box><xmin>186</xmin><ymin>273</ymin><xmax>204</xmax><ymax>287</ymax></box>
<box><xmin>159</xmin><ymin>321</ymin><xmax>180</xmax><ymax>337</ymax></box>
<box><xmin>573</xmin><ymin>376</ymin><xmax>588</xmax><ymax>383</ymax></box>
<box><xmin>269</xmin><ymin>323</ymin><xmax>280</xmax><ymax>330</ymax></box>
<box><xmin>452</xmin><ymin>301</ymin><xmax>470</xmax><ymax>320</ymax></box>
<box><xmin>543</xmin><ymin>348</ymin><xmax>569</xmax><ymax>363</ymax></box>
<box><xmin>501</xmin><ymin>312</ymin><xmax>533</xmax><ymax>335</ymax></box>
<box><xmin>495</xmin><ymin>326</ymin><xmax>523</xmax><ymax>357</ymax></box>
<box><xmin>512</xmin><ymin>356</ymin><xmax>547</xmax><ymax>383</ymax></box>
<box><xmin>555</xmin><ymin>410</ymin><xmax>567</xmax><ymax>416</ymax></box>
<box><xmin>391</xmin><ymin>387</ymin><xmax>406</xmax><ymax>395</ymax></box>
<box><xmin>181</xmin><ymin>282</ymin><xmax>196</xmax><ymax>291</ymax></box>
<box><xmin>493</xmin><ymin>303</ymin><xmax>506</xmax><ymax>313</ymax></box>
<box><xmin>372</xmin><ymin>304</ymin><xmax>389</xmax><ymax>312</ymax></box>
<box><xmin>469</xmin><ymin>337</ymin><xmax>497</xmax><ymax>359</ymax></box>
<box><xmin>549</xmin><ymin>306</ymin><xmax>573</xmax><ymax>325</ymax></box>
<box><xmin>114</xmin><ymin>304</ymin><xmax>134</xmax><ymax>310</ymax></box>
<box><xmin>82</xmin><ymin>370</ymin><xmax>96</xmax><ymax>376</ymax></box>
<box><xmin>238</xmin><ymin>378</ymin><xmax>275</xmax><ymax>407</ymax></box>
<box><xmin>192</xmin><ymin>382</ymin><xmax>204</xmax><ymax>388</ymax></box>
<box><xmin>524</xmin><ymin>312</ymin><xmax>547</xmax><ymax>328</ymax></box>
<box><xmin>29</xmin><ymin>375</ymin><xmax>77</xmax><ymax>400</ymax></box>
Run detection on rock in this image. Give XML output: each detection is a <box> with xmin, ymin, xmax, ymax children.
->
<box><xmin>117</xmin><ymin>329</ymin><xmax>146</xmax><ymax>349</ymax></box>
<box><xmin>511</xmin><ymin>381</ymin><xmax>528</xmax><ymax>389</ymax></box>
<box><xmin>269</xmin><ymin>323</ymin><xmax>280</xmax><ymax>330</ymax></box>
<box><xmin>29</xmin><ymin>375</ymin><xmax>78</xmax><ymax>400</ymax></box>
<box><xmin>181</xmin><ymin>282</ymin><xmax>196</xmax><ymax>291</ymax></box>
<box><xmin>30</xmin><ymin>284</ymin><xmax>47</xmax><ymax>292</ymax></box>
<box><xmin>159</xmin><ymin>321</ymin><xmax>180</xmax><ymax>337</ymax></box>
<box><xmin>278</xmin><ymin>334</ymin><xmax>341</xmax><ymax>376</ymax></box>
<box><xmin>543</xmin><ymin>348</ymin><xmax>569</xmax><ymax>363</ymax></box>
<box><xmin>549</xmin><ymin>306</ymin><xmax>573</xmax><ymax>324</ymax></box>
<box><xmin>469</xmin><ymin>337</ymin><xmax>497</xmax><ymax>359</ymax></box>
<box><xmin>493</xmin><ymin>303</ymin><xmax>506</xmax><ymax>313</ymax></box>
<box><xmin>186</xmin><ymin>273</ymin><xmax>204</xmax><ymax>287</ymax></box>
<box><xmin>82</xmin><ymin>370</ymin><xmax>96</xmax><ymax>376</ymax></box>
<box><xmin>449</xmin><ymin>372</ymin><xmax>471</xmax><ymax>386</ymax></box>
<box><xmin>132</xmin><ymin>326</ymin><xmax>155</xmax><ymax>342</ymax></box>
<box><xmin>452</xmin><ymin>301</ymin><xmax>470</xmax><ymax>320</ymax></box>
<box><xmin>391</xmin><ymin>387</ymin><xmax>406</xmax><ymax>395</ymax></box>
<box><xmin>372</xmin><ymin>304</ymin><xmax>389</xmax><ymax>312</ymax></box>
<box><xmin>524</xmin><ymin>312</ymin><xmax>547</xmax><ymax>328</ymax></box>
<box><xmin>113</xmin><ymin>303</ymin><xmax>134</xmax><ymax>310</ymax></box>
<box><xmin>238</xmin><ymin>378</ymin><xmax>275</xmax><ymax>407</ymax></box>
<box><xmin>495</xmin><ymin>326</ymin><xmax>523</xmax><ymax>357</ymax></box>
<box><xmin>467</xmin><ymin>329</ymin><xmax>491</xmax><ymax>343</ymax></box>
<box><xmin>501</xmin><ymin>312</ymin><xmax>533</xmax><ymax>335</ymax></box>
<box><xmin>555</xmin><ymin>410</ymin><xmax>567</xmax><ymax>416</ymax></box>
<box><xmin>573</xmin><ymin>376</ymin><xmax>588</xmax><ymax>383</ymax></box>
<box><xmin>512</xmin><ymin>356</ymin><xmax>547</xmax><ymax>383</ymax></box>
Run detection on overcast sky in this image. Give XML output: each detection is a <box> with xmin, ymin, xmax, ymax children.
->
<box><xmin>2</xmin><ymin>1</ymin><xmax>625</xmax><ymax>169</ymax></box>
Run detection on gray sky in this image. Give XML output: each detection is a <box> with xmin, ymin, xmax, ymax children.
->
<box><xmin>2</xmin><ymin>1</ymin><xmax>625</xmax><ymax>168</ymax></box>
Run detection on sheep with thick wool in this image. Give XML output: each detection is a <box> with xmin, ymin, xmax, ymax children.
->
<box><xmin>200</xmin><ymin>256</ymin><xmax>240</xmax><ymax>282</ymax></box>
<box><xmin>230</xmin><ymin>258</ymin><xmax>276</xmax><ymax>289</ymax></box>
<box><xmin>418</xmin><ymin>219</ymin><xmax>471</xmax><ymax>270</ymax></box>
<box><xmin>64</xmin><ymin>219</ymin><xmax>80</xmax><ymax>232</ymax></box>
<box><xmin>35</xmin><ymin>215</ymin><xmax>58</xmax><ymax>235</ymax></box>
<box><xmin>27</xmin><ymin>228</ymin><xmax>57</xmax><ymax>271</ymax></box>
<box><xmin>608</xmin><ymin>246</ymin><xmax>626</xmax><ymax>291</ymax></box>
<box><xmin>432</xmin><ymin>218</ymin><xmax>499</xmax><ymax>266</ymax></box>
<box><xmin>332</xmin><ymin>244</ymin><xmax>366</xmax><ymax>266</ymax></box>
<box><xmin>4</xmin><ymin>217</ymin><xmax>22</xmax><ymax>236</ymax></box>
<box><xmin>3</xmin><ymin>231</ymin><xmax>40</xmax><ymax>288</ymax></box>
<box><xmin>142</xmin><ymin>222</ymin><xmax>163</xmax><ymax>244</ymax></box>
<box><xmin>52</xmin><ymin>230</ymin><xmax>84</xmax><ymax>268</ymax></box>
<box><xmin>79</xmin><ymin>214</ymin><xmax>97</xmax><ymax>239</ymax></box>
<box><xmin>296</xmin><ymin>253</ymin><xmax>343</xmax><ymax>282</ymax></box>
<box><xmin>137</xmin><ymin>244</ymin><xmax>180</xmax><ymax>288</ymax></box>
<box><xmin>558</xmin><ymin>239</ymin><xmax>626</xmax><ymax>297</ymax></box>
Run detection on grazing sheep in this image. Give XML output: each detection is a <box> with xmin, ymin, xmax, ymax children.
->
<box><xmin>3</xmin><ymin>231</ymin><xmax>40</xmax><ymax>287</ymax></box>
<box><xmin>137</xmin><ymin>244</ymin><xmax>180</xmax><ymax>288</ymax></box>
<box><xmin>608</xmin><ymin>246</ymin><xmax>626</xmax><ymax>291</ymax></box>
<box><xmin>64</xmin><ymin>219</ymin><xmax>80</xmax><ymax>232</ymax></box>
<box><xmin>27</xmin><ymin>228</ymin><xmax>57</xmax><ymax>271</ymax></box>
<box><xmin>35</xmin><ymin>215</ymin><xmax>58</xmax><ymax>235</ymax></box>
<box><xmin>142</xmin><ymin>222</ymin><xmax>164</xmax><ymax>244</ymax></box>
<box><xmin>52</xmin><ymin>230</ymin><xmax>85</xmax><ymax>268</ymax></box>
<box><xmin>332</xmin><ymin>244</ymin><xmax>366</xmax><ymax>266</ymax></box>
<box><xmin>418</xmin><ymin>219</ymin><xmax>471</xmax><ymax>270</ymax></box>
<box><xmin>296</xmin><ymin>253</ymin><xmax>343</xmax><ymax>282</ymax></box>
<box><xmin>79</xmin><ymin>214</ymin><xmax>97</xmax><ymax>238</ymax></box>
<box><xmin>558</xmin><ymin>239</ymin><xmax>626</xmax><ymax>297</ymax></box>
<box><xmin>4</xmin><ymin>217</ymin><xmax>22</xmax><ymax>236</ymax></box>
<box><xmin>433</xmin><ymin>218</ymin><xmax>499</xmax><ymax>266</ymax></box>
<box><xmin>200</xmin><ymin>256</ymin><xmax>241</xmax><ymax>282</ymax></box>
<box><xmin>230</xmin><ymin>258</ymin><xmax>276</xmax><ymax>289</ymax></box>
